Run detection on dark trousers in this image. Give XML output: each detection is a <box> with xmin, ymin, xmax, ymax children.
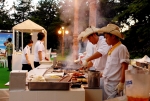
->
<box><xmin>22</xmin><ymin>64</ymin><xmax>32</xmax><ymax>72</ymax></box>
<box><xmin>7</xmin><ymin>56</ymin><xmax>12</xmax><ymax>71</ymax></box>
<box><xmin>34</xmin><ymin>61</ymin><xmax>40</xmax><ymax>68</ymax></box>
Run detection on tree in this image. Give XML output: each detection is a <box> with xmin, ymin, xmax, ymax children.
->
<box><xmin>113</xmin><ymin>0</ymin><xmax>150</xmax><ymax>58</ymax></box>
<box><xmin>97</xmin><ymin>0</ymin><xmax>150</xmax><ymax>58</ymax></box>
<box><xmin>29</xmin><ymin>0</ymin><xmax>63</xmax><ymax>50</ymax></box>
<box><xmin>11</xmin><ymin>0</ymin><xmax>33</xmax><ymax>24</ymax></box>
<box><xmin>97</xmin><ymin>0</ymin><xmax>121</xmax><ymax>27</ymax></box>
<box><xmin>0</xmin><ymin>1</ymin><xmax>13</xmax><ymax>29</ymax></box>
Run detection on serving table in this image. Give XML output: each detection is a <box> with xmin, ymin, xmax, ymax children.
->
<box><xmin>8</xmin><ymin>64</ymin><xmax>102</xmax><ymax>101</ymax></box>
<box><xmin>9</xmin><ymin>87</ymin><xmax>85</xmax><ymax>101</ymax></box>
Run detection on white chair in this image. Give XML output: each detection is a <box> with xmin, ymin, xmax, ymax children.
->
<box><xmin>0</xmin><ymin>56</ymin><xmax>7</xmax><ymax>68</ymax></box>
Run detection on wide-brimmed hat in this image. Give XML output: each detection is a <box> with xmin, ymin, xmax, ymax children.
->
<box><xmin>98</xmin><ymin>24</ymin><xmax>124</xmax><ymax>40</ymax></box>
<box><xmin>77</xmin><ymin>31</ymin><xmax>86</xmax><ymax>41</ymax></box>
<box><xmin>82</xmin><ymin>26</ymin><xmax>100</xmax><ymax>41</ymax></box>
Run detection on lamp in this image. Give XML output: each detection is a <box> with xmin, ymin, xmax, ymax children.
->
<box><xmin>58</xmin><ymin>26</ymin><xmax>69</xmax><ymax>57</ymax></box>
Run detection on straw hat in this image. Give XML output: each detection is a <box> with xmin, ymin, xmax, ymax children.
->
<box><xmin>82</xmin><ymin>26</ymin><xmax>100</xmax><ymax>41</ymax></box>
<box><xmin>98</xmin><ymin>24</ymin><xmax>124</xmax><ymax>40</ymax></box>
<box><xmin>77</xmin><ymin>31</ymin><xmax>86</xmax><ymax>41</ymax></box>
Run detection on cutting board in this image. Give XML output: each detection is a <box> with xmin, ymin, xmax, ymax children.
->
<box><xmin>59</xmin><ymin>75</ymin><xmax>72</xmax><ymax>82</ymax></box>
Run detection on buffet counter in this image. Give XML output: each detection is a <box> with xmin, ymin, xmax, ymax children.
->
<box><xmin>8</xmin><ymin>64</ymin><xmax>102</xmax><ymax>101</ymax></box>
<box><xmin>9</xmin><ymin>87</ymin><xmax>85</xmax><ymax>101</ymax></box>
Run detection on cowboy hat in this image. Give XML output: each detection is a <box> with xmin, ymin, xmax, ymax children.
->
<box><xmin>98</xmin><ymin>24</ymin><xmax>124</xmax><ymax>40</ymax></box>
<box><xmin>82</xmin><ymin>26</ymin><xmax>100</xmax><ymax>41</ymax></box>
<box><xmin>77</xmin><ymin>31</ymin><xmax>86</xmax><ymax>41</ymax></box>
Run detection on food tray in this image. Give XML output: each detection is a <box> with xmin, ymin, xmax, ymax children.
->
<box><xmin>28</xmin><ymin>82</ymin><xmax>70</xmax><ymax>90</ymax></box>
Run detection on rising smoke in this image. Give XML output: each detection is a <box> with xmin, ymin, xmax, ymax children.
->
<box><xmin>58</xmin><ymin>0</ymin><xmax>105</xmax><ymax>63</ymax></box>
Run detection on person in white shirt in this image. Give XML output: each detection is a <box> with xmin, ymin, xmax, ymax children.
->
<box><xmin>80</xmin><ymin>40</ymin><xmax>95</xmax><ymax>62</ymax></box>
<box><xmin>81</xmin><ymin>26</ymin><xmax>110</xmax><ymax>73</ymax></box>
<box><xmin>34</xmin><ymin>32</ymin><xmax>49</xmax><ymax>68</ymax></box>
<box><xmin>98</xmin><ymin>24</ymin><xmax>130</xmax><ymax>100</ymax></box>
<box><xmin>22</xmin><ymin>40</ymin><xmax>33</xmax><ymax>71</ymax></box>
<box><xmin>74</xmin><ymin>40</ymin><xmax>95</xmax><ymax>65</ymax></box>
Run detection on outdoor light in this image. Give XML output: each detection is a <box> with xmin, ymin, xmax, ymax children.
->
<box><xmin>58</xmin><ymin>30</ymin><xmax>61</xmax><ymax>34</ymax></box>
<box><xmin>65</xmin><ymin>30</ymin><xmax>69</xmax><ymax>34</ymax></box>
<box><xmin>58</xmin><ymin>26</ymin><xmax>69</xmax><ymax>57</ymax></box>
<box><xmin>62</xmin><ymin>26</ymin><xmax>64</xmax><ymax>30</ymax></box>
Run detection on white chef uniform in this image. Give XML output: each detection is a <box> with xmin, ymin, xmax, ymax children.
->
<box><xmin>102</xmin><ymin>43</ymin><xmax>130</xmax><ymax>99</ymax></box>
<box><xmin>34</xmin><ymin>41</ymin><xmax>46</xmax><ymax>62</ymax></box>
<box><xmin>81</xmin><ymin>40</ymin><xmax>95</xmax><ymax>62</ymax></box>
<box><xmin>92</xmin><ymin>36</ymin><xmax>110</xmax><ymax>72</ymax></box>
<box><xmin>22</xmin><ymin>45</ymin><xmax>31</xmax><ymax>64</ymax></box>
<box><xmin>80</xmin><ymin>40</ymin><xmax>95</xmax><ymax>70</ymax></box>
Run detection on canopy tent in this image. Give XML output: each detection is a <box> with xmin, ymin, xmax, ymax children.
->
<box><xmin>12</xmin><ymin>19</ymin><xmax>47</xmax><ymax>33</ymax></box>
<box><xmin>12</xmin><ymin>19</ymin><xmax>47</xmax><ymax>52</ymax></box>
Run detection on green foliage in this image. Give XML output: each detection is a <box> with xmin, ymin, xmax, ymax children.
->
<box><xmin>1</xmin><ymin>0</ymin><xmax>150</xmax><ymax>59</ymax></box>
<box><xmin>122</xmin><ymin>24</ymin><xmax>150</xmax><ymax>59</ymax></box>
<box><xmin>98</xmin><ymin>0</ymin><xmax>150</xmax><ymax>58</ymax></box>
<box><xmin>98</xmin><ymin>0</ymin><xmax>120</xmax><ymax>26</ymax></box>
<box><xmin>11</xmin><ymin>0</ymin><xmax>33</xmax><ymax>24</ymax></box>
<box><xmin>113</xmin><ymin>0</ymin><xmax>150</xmax><ymax>58</ymax></box>
<box><xmin>0</xmin><ymin>2</ymin><xmax>13</xmax><ymax>29</ymax></box>
<box><xmin>29</xmin><ymin>0</ymin><xmax>63</xmax><ymax>50</ymax></box>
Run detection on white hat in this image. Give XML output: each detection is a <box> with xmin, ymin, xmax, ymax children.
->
<box><xmin>77</xmin><ymin>31</ymin><xmax>86</xmax><ymax>40</ymax></box>
<box><xmin>98</xmin><ymin>24</ymin><xmax>124</xmax><ymax>40</ymax></box>
<box><xmin>82</xmin><ymin>26</ymin><xmax>100</xmax><ymax>41</ymax></box>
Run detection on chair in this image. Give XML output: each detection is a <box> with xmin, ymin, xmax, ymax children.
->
<box><xmin>0</xmin><ymin>56</ymin><xmax>7</xmax><ymax>68</ymax></box>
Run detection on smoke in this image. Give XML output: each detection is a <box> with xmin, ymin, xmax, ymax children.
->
<box><xmin>59</xmin><ymin>0</ymin><xmax>89</xmax><ymax>33</ymax></box>
<box><xmin>96</xmin><ymin>0</ymin><xmax>105</xmax><ymax>27</ymax></box>
<box><xmin>58</xmin><ymin>0</ymin><xmax>107</xmax><ymax>63</ymax></box>
<box><xmin>58</xmin><ymin>0</ymin><xmax>90</xmax><ymax>62</ymax></box>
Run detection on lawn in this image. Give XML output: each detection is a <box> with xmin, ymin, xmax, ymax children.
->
<box><xmin>0</xmin><ymin>66</ymin><xmax>10</xmax><ymax>88</ymax></box>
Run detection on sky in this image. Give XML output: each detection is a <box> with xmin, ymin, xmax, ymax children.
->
<box><xmin>4</xmin><ymin>0</ymin><xmax>39</xmax><ymax>9</ymax></box>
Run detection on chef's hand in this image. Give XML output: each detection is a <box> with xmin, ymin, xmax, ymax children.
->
<box><xmin>115</xmin><ymin>82</ymin><xmax>124</xmax><ymax>94</ymax></box>
<box><xmin>45</xmin><ymin>57</ymin><xmax>49</xmax><ymax>61</ymax></box>
<box><xmin>82</xmin><ymin>60</ymin><xmax>88</xmax><ymax>68</ymax></box>
<box><xmin>79</xmin><ymin>66</ymin><xmax>86</xmax><ymax>70</ymax></box>
<box><xmin>74</xmin><ymin>59</ymin><xmax>80</xmax><ymax>64</ymax></box>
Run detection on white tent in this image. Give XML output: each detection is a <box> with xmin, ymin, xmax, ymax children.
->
<box><xmin>12</xmin><ymin>19</ymin><xmax>47</xmax><ymax>70</ymax></box>
<box><xmin>12</xmin><ymin>19</ymin><xmax>47</xmax><ymax>52</ymax></box>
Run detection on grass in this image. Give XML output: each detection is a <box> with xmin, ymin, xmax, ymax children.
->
<box><xmin>57</xmin><ymin>54</ymin><xmax>67</xmax><ymax>61</ymax></box>
<box><xmin>0</xmin><ymin>66</ymin><xmax>10</xmax><ymax>88</ymax></box>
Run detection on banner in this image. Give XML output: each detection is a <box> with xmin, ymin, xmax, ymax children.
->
<box><xmin>0</xmin><ymin>33</ymin><xmax>13</xmax><ymax>53</ymax></box>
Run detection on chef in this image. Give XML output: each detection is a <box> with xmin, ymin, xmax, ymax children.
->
<box><xmin>81</xmin><ymin>26</ymin><xmax>110</xmax><ymax>73</ymax></box>
<box><xmin>34</xmin><ymin>32</ymin><xmax>49</xmax><ymax>68</ymax></box>
<box><xmin>98</xmin><ymin>24</ymin><xmax>130</xmax><ymax>100</ymax></box>
<box><xmin>22</xmin><ymin>40</ymin><xmax>33</xmax><ymax>71</ymax></box>
<box><xmin>75</xmin><ymin>31</ymin><xmax>95</xmax><ymax>68</ymax></box>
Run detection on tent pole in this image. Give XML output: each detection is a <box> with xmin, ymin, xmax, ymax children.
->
<box><xmin>45</xmin><ymin>32</ymin><xmax>47</xmax><ymax>52</ymax></box>
<box><xmin>13</xmin><ymin>30</ymin><xmax>15</xmax><ymax>54</ymax></box>
<box><xmin>22</xmin><ymin>31</ymin><xmax>23</xmax><ymax>51</ymax></box>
